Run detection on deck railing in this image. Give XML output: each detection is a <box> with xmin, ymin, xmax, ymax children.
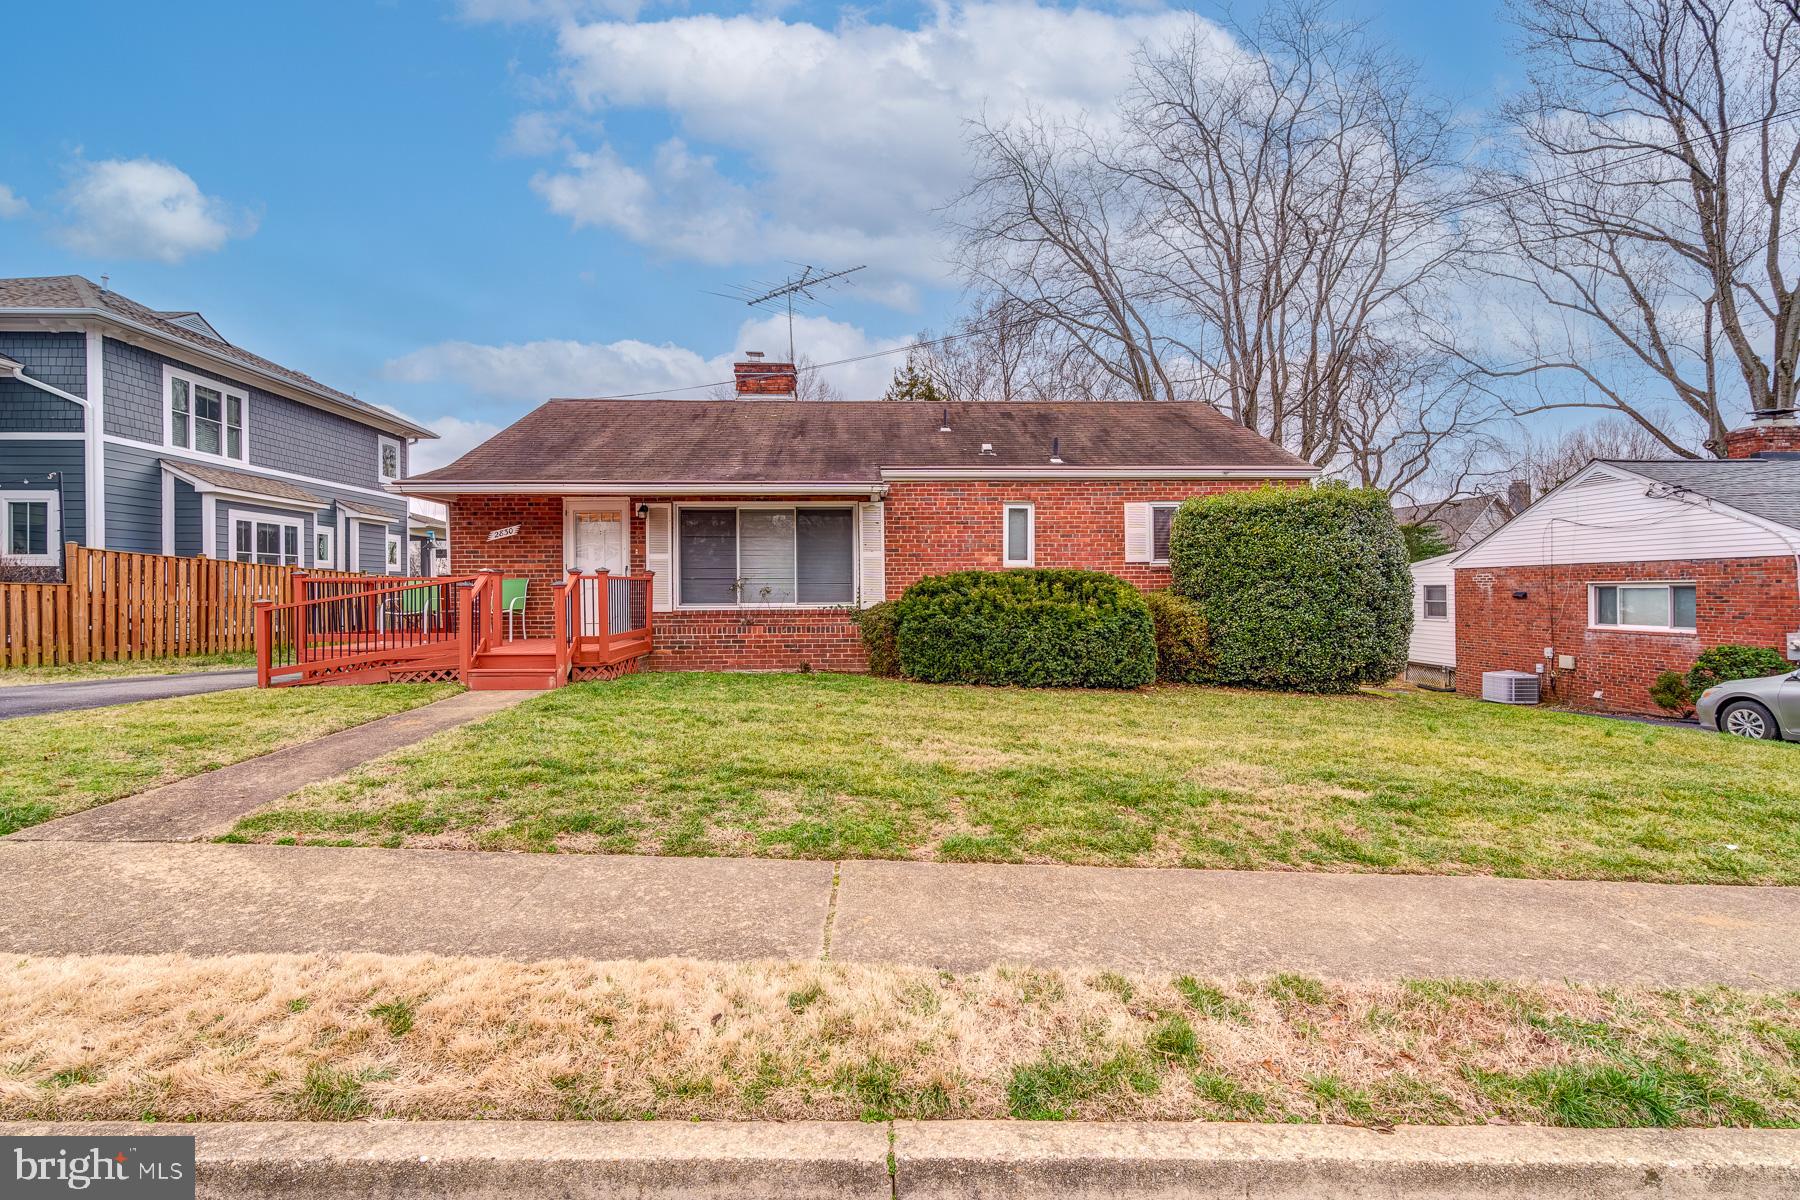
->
<box><xmin>570</xmin><ymin>570</ymin><xmax>654</xmax><ymax>669</ymax></box>
<box><xmin>255</xmin><ymin>575</ymin><xmax>476</xmax><ymax>687</ymax></box>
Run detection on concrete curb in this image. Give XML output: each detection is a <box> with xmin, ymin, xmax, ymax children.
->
<box><xmin>6</xmin><ymin>1121</ymin><xmax>1798</xmax><ymax>1198</ymax></box>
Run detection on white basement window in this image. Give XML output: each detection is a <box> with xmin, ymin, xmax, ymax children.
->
<box><xmin>1422</xmin><ymin>583</ymin><xmax>1448</xmax><ymax>619</ymax></box>
<box><xmin>676</xmin><ymin>506</ymin><xmax>856</xmax><ymax>607</ymax></box>
<box><xmin>1591</xmin><ymin>583</ymin><xmax>1696</xmax><ymax>632</ymax></box>
<box><xmin>3</xmin><ymin>490</ymin><xmax>61</xmax><ymax>566</ymax></box>
<box><xmin>231</xmin><ymin>512</ymin><xmax>301</xmax><ymax>567</ymax></box>
<box><xmin>1003</xmin><ymin>503</ymin><xmax>1034</xmax><ymax>567</ymax></box>
<box><xmin>167</xmin><ymin>366</ymin><xmax>247</xmax><ymax>462</ymax></box>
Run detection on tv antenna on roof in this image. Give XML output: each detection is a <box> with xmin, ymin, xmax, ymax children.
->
<box><xmin>708</xmin><ymin>263</ymin><xmax>866</xmax><ymax>365</ymax></box>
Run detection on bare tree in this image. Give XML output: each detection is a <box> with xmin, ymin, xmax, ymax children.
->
<box><xmin>1118</xmin><ymin>4</ymin><xmax>1467</xmax><ymax>462</ymax></box>
<box><xmin>1334</xmin><ymin>341</ymin><xmax>1503</xmax><ymax>497</ymax></box>
<box><xmin>1471</xmin><ymin>0</ymin><xmax>1800</xmax><ymax>455</ymax></box>
<box><xmin>794</xmin><ymin>354</ymin><xmax>843</xmax><ymax>402</ymax></box>
<box><xmin>948</xmin><ymin>0</ymin><xmax>1475</xmax><ymax>481</ymax></box>
<box><xmin>1502</xmin><ymin>415</ymin><xmax>1674</xmax><ymax>494</ymax></box>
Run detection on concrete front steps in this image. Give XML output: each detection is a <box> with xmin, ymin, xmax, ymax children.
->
<box><xmin>466</xmin><ymin>639</ymin><xmax>561</xmax><ymax>691</ymax></box>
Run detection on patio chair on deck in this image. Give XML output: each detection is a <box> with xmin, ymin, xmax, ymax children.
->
<box><xmin>502</xmin><ymin>578</ymin><xmax>529</xmax><ymax>640</ymax></box>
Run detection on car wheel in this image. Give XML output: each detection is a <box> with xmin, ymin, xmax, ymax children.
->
<box><xmin>1719</xmin><ymin>700</ymin><xmax>1781</xmax><ymax>740</ymax></box>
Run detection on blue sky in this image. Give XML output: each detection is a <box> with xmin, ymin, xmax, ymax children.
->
<box><xmin>0</xmin><ymin>0</ymin><xmax>1513</xmax><ymax>466</ymax></box>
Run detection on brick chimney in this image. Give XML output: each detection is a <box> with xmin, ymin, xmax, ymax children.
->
<box><xmin>1505</xmin><ymin>479</ymin><xmax>1531</xmax><ymax>516</ymax></box>
<box><xmin>1723</xmin><ymin>414</ymin><xmax>1800</xmax><ymax>459</ymax></box>
<box><xmin>733</xmin><ymin>351</ymin><xmax>797</xmax><ymax>398</ymax></box>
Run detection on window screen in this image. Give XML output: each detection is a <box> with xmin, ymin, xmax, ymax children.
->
<box><xmin>797</xmin><ymin>509</ymin><xmax>854</xmax><ymax>603</ymax></box>
<box><xmin>678</xmin><ymin>509</ymin><xmax>740</xmax><ymax>605</ymax></box>
<box><xmin>739</xmin><ymin>509</ymin><xmax>797</xmax><ymax>604</ymax></box>
<box><xmin>1423</xmin><ymin>584</ymin><xmax>1448</xmax><ymax>618</ymax></box>
<box><xmin>1005</xmin><ymin>505</ymin><xmax>1032</xmax><ymax>563</ymax></box>
<box><xmin>1151</xmin><ymin>506</ymin><xmax>1176</xmax><ymax>560</ymax></box>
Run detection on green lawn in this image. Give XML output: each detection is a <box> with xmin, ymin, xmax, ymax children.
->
<box><xmin>1</xmin><ymin>684</ymin><xmax>458</xmax><ymax>835</ymax></box>
<box><xmin>0</xmin><ymin>651</ymin><xmax>256</xmax><ymax>687</ymax></box>
<box><xmin>228</xmin><ymin>673</ymin><xmax>1800</xmax><ymax>884</ymax></box>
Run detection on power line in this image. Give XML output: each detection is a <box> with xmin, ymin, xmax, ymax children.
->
<box><xmin>590</xmin><ymin>106</ymin><xmax>1800</xmax><ymax>400</ymax></box>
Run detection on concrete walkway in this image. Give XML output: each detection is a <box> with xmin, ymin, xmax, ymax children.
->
<box><xmin>6</xmin><ymin>689</ymin><xmax>527</xmax><ymax>843</ymax></box>
<box><xmin>2</xmin><ymin>842</ymin><xmax>1796</xmax><ymax>985</ymax></box>
<box><xmin>3</xmin><ymin>1120</ymin><xmax>1795</xmax><ymax>1199</ymax></box>
<box><xmin>0</xmin><ymin>668</ymin><xmax>255</xmax><ymax>719</ymax></box>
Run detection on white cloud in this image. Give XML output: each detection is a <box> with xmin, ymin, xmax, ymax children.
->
<box><xmin>387</xmin><ymin>312</ymin><xmax>908</xmax><ymax>407</ymax></box>
<box><xmin>502</xmin><ymin>111</ymin><xmax>572</xmax><ymax>157</ymax></box>
<box><xmin>54</xmin><ymin>158</ymin><xmax>254</xmax><ymax>264</ymax></box>
<box><xmin>509</xmin><ymin>3</ymin><xmax>1215</xmax><ymax>281</ymax></box>
<box><xmin>0</xmin><ymin>185</ymin><xmax>27</xmax><ymax>219</ymax></box>
<box><xmin>411</xmin><ymin>416</ymin><xmax>506</xmax><ymax>473</ymax></box>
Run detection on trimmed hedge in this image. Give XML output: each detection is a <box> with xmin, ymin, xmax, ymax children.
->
<box><xmin>856</xmin><ymin>601</ymin><xmax>902</xmax><ymax>677</ymax></box>
<box><xmin>1687</xmin><ymin>644</ymin><xmax>1791</xmax><ymax>693</ymax></box>
<box><xmin>1145</xmin><ymin>589</ymin><xmax>1211</xmax><ymax>683</ymax></box>
<box><xmin>895</xmin><ymin>568</ymin><xmax>1156</xmax><ymax>688</ymax></box>
<box><xmin>1169</xmin><ymin>484</ymin><xmax>1411</xmax><ymax>693</ymax></box>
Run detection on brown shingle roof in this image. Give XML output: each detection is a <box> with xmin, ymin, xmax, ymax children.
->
<box><xmin>0</xmin><ymin>275</ymin><xmax>434</xmax><ymax>439</ymax></box>
<box><xmin>161</xmin><ymin>459</ymin><xmax>326</xmax><ymax>506</ymax></box>
<box><xmin>403</xmin><ymin>400</ymin><xmax>1315</xmax><ymax>488</ymax></box>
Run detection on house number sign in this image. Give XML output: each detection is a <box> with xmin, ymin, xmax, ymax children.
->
<box><xmin>487</xmin><ymin>524</ymin><xmax>521</xmax><ymax>542</ymax></box>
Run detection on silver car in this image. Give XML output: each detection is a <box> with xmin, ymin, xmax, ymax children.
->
<box><xmin>1695</xmin><ymin>670</ymin><xmax>1800</xmax><ymax>740</ymax></box>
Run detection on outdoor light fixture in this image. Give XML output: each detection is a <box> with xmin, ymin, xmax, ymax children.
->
<box><xmin>1512</xmin><ymin>590</ymin><xmax>1529</xmax><ymax>599</ymax></box>
<box><xmin>636</xmin><ymin>503</ymin><xmax>649</xmax><ymax>518</ymax></box>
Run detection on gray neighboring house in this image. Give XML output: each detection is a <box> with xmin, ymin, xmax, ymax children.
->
<box><xmin>0</xmin><ymin>275</ymin><xmax>435</xmax><ymax>575</ymax></box>
<box><xmin>1393</xmin><ymin>485</ymin><xmax>1527</xmax><ymax>552</ymax></box>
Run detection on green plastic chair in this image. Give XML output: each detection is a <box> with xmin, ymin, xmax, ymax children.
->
<box><xmin>400</xmin><ymin>585</ymin><xmax>438</xmax><ymax>619</ymax></box>
<box><xmin>502</xmin><ymin>577</ymin><xmax>529</xmax><ymax>640</ymax></box>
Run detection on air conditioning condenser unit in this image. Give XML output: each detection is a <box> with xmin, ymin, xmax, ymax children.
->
<box><xmin>1481</xmin><ymin>670</ymin><xmax>1540</xmax><ymax>704</ymax></box>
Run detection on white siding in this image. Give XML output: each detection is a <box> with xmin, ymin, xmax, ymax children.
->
<box><xmin>1453</xmin><ymin>466</ymin><xmax>1800</xmax><ymax>569</ymax></box>
<box><xmin>1409</xmin><ymin>553</ymin><xmax>1456</xmax><ymax>667</ymax></box>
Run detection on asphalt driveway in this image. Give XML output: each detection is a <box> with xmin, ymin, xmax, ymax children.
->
<box><xmin>0</xmin><ymin>669</ymin><xmax>256</xmax><ymax>720</ymax></box>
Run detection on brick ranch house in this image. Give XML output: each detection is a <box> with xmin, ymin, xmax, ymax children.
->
<box><xmin>1440</xmin><ymin>419</ymin><xmax>1800</xmax><ymax>716</ymax></box>
<box><xmin>394</xmin><ymin>399</ymin><xmax>1318</xmax><ymax>672</ymax></box>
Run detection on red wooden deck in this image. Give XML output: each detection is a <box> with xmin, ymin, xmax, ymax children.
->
<box><xmin>254</xmin><ymin>569</ymin><xmax>654</xmax><ymax>690</ymax></box>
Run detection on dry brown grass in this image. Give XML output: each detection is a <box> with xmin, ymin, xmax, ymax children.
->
<box><xmin>2</xmin><ymin>954</ymin><xmax>1795</xmax><ymax>1127</ymax></box>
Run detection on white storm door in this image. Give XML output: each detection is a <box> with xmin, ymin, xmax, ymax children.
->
<box><xmin>565</xmin><ymin>500</ymin><xmax>628</xmax><ymax>635</ymax></box>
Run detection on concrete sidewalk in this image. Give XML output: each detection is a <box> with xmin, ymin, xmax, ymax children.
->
<box><xmin>3</xmin><ymin>841</ymin><xmax>1797</xmax><ymax>985</ymax></box>
<box><xmin>7</xmin><ymin>689</ymin><xmax>527</xmax><ymax>843</ymax></box>
<box><xmin>3</xmin><ymin>1120</ymin><xmax>1796</xmax><ymax>1199</ymax></box>
<box><xmin>0</xmin><ymin>668</ymin><xmax>255</xmax><ymax>720</ymax></box>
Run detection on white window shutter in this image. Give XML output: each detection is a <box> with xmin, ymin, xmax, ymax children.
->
<box><xmin>1123</xmin><ymin>503</ymin><xmax>1152</xmax><ymax>563</ymax></box>
<box><xmin>644</xmin><ymin>503</ymin><xmax>673</xmax><ymax>612</ymax></box>
<box><xmin>859</xmin><ymin>502</ymin><xmax>887</xmax><ymax>604</ymax></box>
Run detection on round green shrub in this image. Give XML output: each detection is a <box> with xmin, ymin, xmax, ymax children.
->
<box><xmin>1144</xmin><ymin>589</ymin><xmax>1211</xmax><ymax>683</ymax></box>
<box><xmin>1649</xmin><ymin>669</ymin><xmax>1694</xmax><ymax>715</ymax></box>
<box><xmin>894</xmin><ymin>568</ymin><xmax>1155</xmax><ymax>688</ymax></box>
<box><xmin>1687</xmin><ymin>644</ymin><xmax>1791</xmax><ymax>693</ymax></box>
<box><xmin>855</xmin><ymin>601</ymin><xmax>901</xmax><ymax>677</ymax></box>
<box><xmin>1168</xmin><ymin>484</ymin><xmax>1411</xmax><ymax>693</ymax></box>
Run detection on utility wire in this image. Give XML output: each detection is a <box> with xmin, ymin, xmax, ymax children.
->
<box><xmin>587</xmin><ymin>107</ymin><xmax>1800</xmax><ymax>399</ymax></box>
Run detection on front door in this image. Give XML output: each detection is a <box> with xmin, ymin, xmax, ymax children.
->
<box><xmin>566</xmin><ymin>500</ymin><xmax>628</xmax><ymax>636</ymax></box>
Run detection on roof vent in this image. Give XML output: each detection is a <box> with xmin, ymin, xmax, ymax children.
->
<box><xmin>1049</xmin><ymin>437</ymin><xmax>1063</xmax><ymax>464</ymax></box>
<box><xmin>978</xmin><ymin>442</ymin><xmax>996</xmax><ymax>456</ymax></box>
<box><xmin>938</xmin><ymin>405</ymin><xmax>951</xmax><ymax>433</ymax></box>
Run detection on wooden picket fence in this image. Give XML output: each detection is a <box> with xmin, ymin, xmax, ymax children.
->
<box><xmin>0</xmin><ymin>542</ymin><xmax>370</xmax><ymax>669</ymax></box>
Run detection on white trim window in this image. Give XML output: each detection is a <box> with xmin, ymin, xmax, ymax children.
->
<box><xmin>314</xmin><ymin>526</ymin><xmax>336</xmax><ymax>569</ymax></box>
<box><xmin>1422</xmin><ymin>583</ymin><xmax>1449</xmax><ymax>619</ymax></box>
<box><xmin>385</xmin><ymin>532</ymin><xmax>403</xmax><ymax>573</ymax></box>
<box><xmin>1591</xmin><ymin>582</ymin><xmax>1697</xmax><ymax>632</ymax></box>
<box><xmin>3</xmin><ymin>489</ymin><xmax>61</xmax><ymax>565</ymax></box>
<box><xmin>1003</xmin><ymin>502</ymin><xmax>1034</xmax><ymax>567</ymax></box>
<box><xmin>674</xmin><ymin>504</ymin><xmax>857</xmax><ymax>608</ymax></box>
<box><xmin>1150</xmin><ymin>502</ymin><xmax>1179</xmax><ymax>564</ymax></box>
<box><xmin>166</xmin><ymin>365</ymin><xmax>247</xmax><ymax>463</ymax></box>
<box><xmin>230</xmin><ymin>510</ymin><xmax>302</xmax><ymax>566</ymax></box>
<box><xmin>377</xmin><ymin>436</ymin><xmax>403</xmax><ymax>484</ymax></box>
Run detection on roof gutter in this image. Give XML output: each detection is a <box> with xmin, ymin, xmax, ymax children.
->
<box><xmin>388</xmin><ymin>481</ymin><xmax>890</xmax><ymax>499</ymax></box>
<box><xmin>0</xmin><ymin>306</ymin><xmax>436</xmax><ymax>441</ymax></box>
<box><xmin>878</xmin><ymin>466</ymin><xmax>1320</xmax><ymax>480</ymax></box>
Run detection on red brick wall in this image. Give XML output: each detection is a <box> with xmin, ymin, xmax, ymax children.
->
<box><xmin>882</xmin><ymin>478</ymin><xmax>1287</xmax><ymax>595</ymax></box>
<box><xmin>1724</xmin><ymin>423</ymin><xmax>1800</xmax><ymax>458</ymax></box>
<box><xmin>448</xmin><ymin>477</ymin><xmax>1301</xmax><ymax>668</ymax></box>
<box><xmin>1454</xmin><ymin>557</ymin><xmax>1799</xmax><ymax>714</ymax></box>
<box><xmin>446</xmin><ymin>495</ymin><xmax>565</xmax><ymax>637</ymax></box>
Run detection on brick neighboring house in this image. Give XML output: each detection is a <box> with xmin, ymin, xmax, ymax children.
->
<box><xmin>1448</xmin><ymin>420</ymin><xmax>1800</xmax><ymax>715</ymax></box>
<box><xmin>395</xmin><ymin>397</ymin><xmax>1318</xmax><ymax>672</ymax></box>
